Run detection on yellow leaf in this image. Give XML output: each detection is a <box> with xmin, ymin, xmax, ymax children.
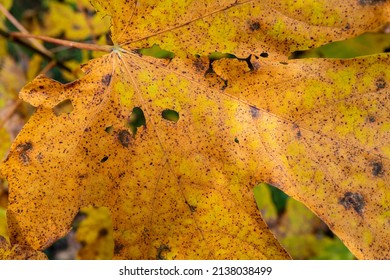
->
<box><xmin>38</xmin><ymin>1</ymin><xmax>109</xmax><ymax>40</ymax></box>
<box><xmin>0</xmin><ymin>236</ymin><xmax>47</xmax><ymax>260</ymax></box>
<box><xmin>75</xmin><ymin>206</ymin><xmax>114</xmax><ymax>260</ymax></box>
<box><xmin>1</xmin><ymin>0</ymin><xmax>389</xmax><ymax>260</ymax></box>
<box><xmin>0</xmin><ymin>207</ymin><xmax>9</xmax><ymax>243</ymax></box>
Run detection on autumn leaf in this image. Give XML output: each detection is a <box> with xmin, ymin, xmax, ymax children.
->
<box><xmin>75</xmin><ymin>206</ymin><xmax>114</xmax><ymax>260</ymax></box>
<box><xmin>0</xmin><ymin>236</ymin><xmax>47</xmax><ymax>260</ymax></box>
<box><xmin>1</xmin><ymin>0</ymin><xmax>389</xmax><ymax>259</ymax></box>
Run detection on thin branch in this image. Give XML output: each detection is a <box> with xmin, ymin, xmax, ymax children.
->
<box><xmin>0</xmin><ymin>29</ymin><xmax>72</xmax><ymax>73</ymax></box>
<box><xmin>0</xmin><ymin>3</ymin><xmax>52</xmax><ymax>58</ymax></box>
<box><xmin>10</xmin><ymin>32</ymin><xmax>114</xmax><ymax>53</ymax></box>
<box><xmin>0</xmin><ymin>99</ymin><xmax>22</xmax><ymax>130</ymax></box>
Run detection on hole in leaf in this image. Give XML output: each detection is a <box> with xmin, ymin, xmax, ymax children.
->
<box><xmin>127</xmin><ymin>107</ymin><xmax>146</xmax><ymax>136</ymax></box>
<box><xmin>254</xmin><ymin>183</ymin><xmax>355</xmax><ymax>259</ymax></box>
<box><xmin>206</xmin><ymin>52</ymin><xmax>257</xmax><ymax>76</ymax></box>
<box><xmin>289</xmin><ymin>32</ymin><xmax>390</xmax><ymax>59</ymax></box>
<box><xmin>104</xmin><ymin>126</ymin><xmax>114</xmax><ymax>134</ymax></box>
<box><xmin>162</xmin><ymin>109</ymin><xmax>179</xmax><ymax>123</ymax></box>
<box><xmin>100</xmin><ymin>156</ymin><xmax>109</xmax><ymax>163</ymax></box>
<box><xmin>135</xmin><ymin>44</ymin><xmax>175</xmax><ymax>60</ymax></box>
<box><xmin>260</xmin><ymin>52</ymin><xmax>269</xmax><ymax>58</ymax></box>
<box><xmin>43</xmin><ymin>211</ymin><xmax>87</xmax><ymax>260</ymax></box>
<box><xmin>44</xmin><ymin>207</ymin><xmax>114</xmax><ymax>259</ymax></box>
<box><xmin>53</xmin><ymin>99</ymin><xmax>74</xmax><ymax>116</ymax></box>
<box><xmin>234</xmin><ymin>137</ymin><xmax>239</xmax><ymax>144</ymax></box>
<box><xmin>208</xmin><ymin>52</ymin><xmax>237</xmax><ymax>61</ymax></box>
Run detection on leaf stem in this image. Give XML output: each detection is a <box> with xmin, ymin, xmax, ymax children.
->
<box><xmin>9</xmin><ymin>32</ymin><xmax>114</xmax><ymax>53</ymax></box>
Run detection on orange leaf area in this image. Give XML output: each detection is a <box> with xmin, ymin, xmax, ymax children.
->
<box><xmin>1</xmin><ymin>0</ymin><xmax>389</xmax><ymax>259</ymax></box>
<box><xmin>0</xmin><ymin>236</ymin><xmax>47</xmax><ymax>260</ymax></box>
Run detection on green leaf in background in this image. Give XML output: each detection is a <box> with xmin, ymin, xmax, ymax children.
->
<box><xmin>254</xmin><ymin>184</ymin><xmax>355</xmax><ymax>260</ymax></box>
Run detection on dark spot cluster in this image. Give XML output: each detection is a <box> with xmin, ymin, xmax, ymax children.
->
<box><xmin>339</xmin><ymin>192</ymin><xmax>365</xmax><ymax>215</ymax></box>
<box><xmin>193</xmin><ymin>57</ymin><xmax>207</xmax><ymax>72</ymax></box>
<box><xmin>371</xmin><ymin>161</ymin><xmax>383</xmax><ymax>177</ymax></box>
<box><xmin>101</xmin><ymin>74</ymin><xmax>112</xmax><ymax>86</ymax></box>
<box><xmin>118</xmin><ymin>130</ymin><xmax>131</xmax><ymax>147</ymax></box>
<box><xmin>114</xmin><ymin>242</ymin><xmax>124</xmax><ymax>254</ymax></box>
<box><xmin>376</xmin><ymin>78</ymin><xmax>386</xmax><ymax>90</ymax></box>
<box><xmin>249</xmin><ymin>21</ymin><xmax>260</xmax><ymax>31</ymax></box>
<box><xmin>358</xmin><ymin>0</ymin><xmax>387</xmax><ymax>6</ymax></box>
<box><xmin>156</xmin><ymin>244</ymin><xmax>171</xmax><ymax>260</ymax></box>
<box><xmin>367</xmin><ymin>115</ymin><xmax>376</xmax><ymax>123</ymax></box>
<box><xmin>16</xmin><ymin>142</ymin><xmax>33</xmax><ymax>165</ymax></box>
<box><xmin>250</xmin><ymin>106</ymin><xmax>260</xmax><ymax>119</ymax></box>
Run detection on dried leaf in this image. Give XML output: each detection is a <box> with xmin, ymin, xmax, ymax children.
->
<box><xmin>0</xmin><ymin>236</ymin><xmax>47</xmax><ymax>260</ymax></box>
<box><xmin>1</xmin><ymin>0</ymin><xmax>389</xmax><ymax>259</ymax></box>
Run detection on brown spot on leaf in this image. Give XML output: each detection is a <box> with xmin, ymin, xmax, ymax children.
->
<box><xmin>371</xmin><ymin>162</ymin><xmax>383</xmax><ymax>176</ymax></box>
<box><xmin>249</xmin><ymin>21</ymin><xmax>260</xmax><ymax>31</ymax></box>
<box><xmin>250</xmin><ymin>106</ymin><xmax>260</xmax><ymax>118</ymax></box>
<box><xmin>376</xmin><ymin>78</ymin><xmax>386</xmax><ymax>90</ymax></box>
<box><xmin>359</xmin><ymin>0</ymin><xmax>387</xmax><ymax>6</ymax></box>
<box><xmin>114</xmin><ymin>242</ymin><xmax>124</xmax><ymax>254</ymax></box>
<box><xmin>339</xmin><ymin>192</ymin><xmax>365</xmax><ymax>215</ymax></box>
<box><xmin>16</xmin><ymin>142</ymin><xmax>33</xmax><ymax>165</ymax></box>
<box><xmin>367</xmin><ymin>115</ymin><xmax>376</xmax><ymax>123</ymax></box>
<box><xmin>118</xmin><ymin>130</ymin><xmax>131</xmax><ymax>147</ymax></box>
<box><xmin>193</xmin><ymin>57</ymin><xmax>206</xmax><ymax>72</ymax></box>
<box><xmin>156</xmin><ymin>244</ymin><xmax>170</xmax><ymax>260</ymax></box>
<box><xmin>101</xmin><ymin>74</ymin><xmax>112</xmax><ymax>86</ymax></box>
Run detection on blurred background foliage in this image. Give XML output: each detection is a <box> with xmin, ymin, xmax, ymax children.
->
<box><xmin>0</xmin><ymin>0</ymin><xmax>389</xmax><ymax>259</ymax></box>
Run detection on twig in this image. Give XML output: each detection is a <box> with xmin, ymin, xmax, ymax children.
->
<box><xmin>0</xmin><ymin>100</ymin><xmax>22</xmax><ymax>130</ymax></box>
<box><xmin>0</xmin><ymin>3</ymin><xmax>52</xmax><ymax>58</ymax></box>
<box><xmin>10</xmin><ymin>32</ymin><xmax>114</xmax><ymax>53</ymax></box>
<box><xmin>0</xmin><ymin>29</ymin><xmax>72</xmax><ymax>73</ymax></box>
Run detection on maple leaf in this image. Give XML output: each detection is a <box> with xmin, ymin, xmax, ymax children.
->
<box><xmin>1</xmin><ymin>0</ymin><xmax>389</xmax><ymax>259</ymax></box>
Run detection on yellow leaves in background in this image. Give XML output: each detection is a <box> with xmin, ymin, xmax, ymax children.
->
<box><xmin>75</xmin><ymin>206</ymin><xmax>114</xmax><ymax>260</ymax></box>
<box><xmin>255</xmin><ymin>184</ymin><xmax>354</xmax><ymax>260</ymax></box>
<box><xmin>0</xmin><ymin>207</ymin><xmax>8</xmax><ymax>243</ymax></box>
<box><xmin>35</xmin><ymin>1</ymin><xmax>110</xmax><ymax>41</ymax></box>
